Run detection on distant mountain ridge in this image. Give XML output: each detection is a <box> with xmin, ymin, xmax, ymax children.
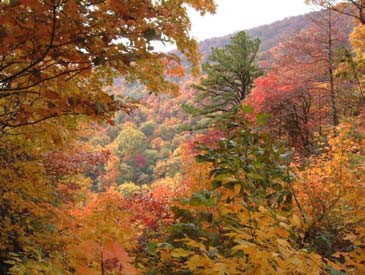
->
<box><xmin>197</xmin><ymin>9</ymin><xmax>354</xmax><ymax>60</ymax></box>
<box><xmin>119</xmin><ymin>9</ymin><xmax>355</xmax><ymax>97</ymax></box>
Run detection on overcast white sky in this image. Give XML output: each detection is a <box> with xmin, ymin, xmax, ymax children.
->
<box><xmin>188</xmin><ymin>0</ymin><xmax>316</xmax><ymax>41</ymax></box>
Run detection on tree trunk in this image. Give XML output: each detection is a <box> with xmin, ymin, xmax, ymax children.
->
<box><xmin>327</xmin><ymin>8</ymin><xmax>339</xmax><ymax>131</ymax></box>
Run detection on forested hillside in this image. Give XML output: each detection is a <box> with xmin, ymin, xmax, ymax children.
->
<box><xmin>1</xmin><ymin>0</ymin><xmax>365</xmax><ymax>274</ymax></box>
<box><xmin>200</xmin><ymin>9</ymin><xmax>355</xmax><ymax>56</ymax></box>
<box><xmin>95</xmin><ymin>8</ymin><xmax>355</xmax><ymax>189</ymax></box>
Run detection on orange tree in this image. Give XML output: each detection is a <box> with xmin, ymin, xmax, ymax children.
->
<box><xmin>306</xmin><ymin>1</ymin><xmax>365</xmax><ymax>24</ymax></box>
<box><xmin>0</xmin><ymin>0</ymin><xmax>216</xmax><ymax>134</ymax></box>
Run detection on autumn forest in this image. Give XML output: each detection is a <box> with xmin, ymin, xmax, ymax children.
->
<box><xmin>1</xmin><ymin>0</ymin><xmax>365</xmax><ymax>274</ymax></box>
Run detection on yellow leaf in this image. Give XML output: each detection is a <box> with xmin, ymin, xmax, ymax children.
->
<box><xmin>232</xmin><ymin>242</ymin><xmax>257</xmax><ymax>255</ymax></box>
<box><xmin>213</xmin><ymin>263</ymin><xmax>229</xmax><ymax>275</ymax></box>
<box><xmin>171</xmin><ymin>248</ymin><xmax>193</xmax><ymax>258</ymax></box>
<box><xmin>258</xmin><ymin>205</ymin><xmax>268</xmax><ymax>213</ymax></box>
<box><xmin>291</xmin><ymin>214</ymin><xmax>301</xmax><ymax>227</ymax></box>
<box><xmin>279</xmin><ymin>222</ymin><xmax>290</xmax><ymax>230</ymax></box>
<box><xmin>221</xmin><ymin>177</ymin><xmax>237</xmax><ymax>185</ymax></box>
<box><xmin>184</xmin><ymin>238</ymin><xmax>207</xmax><ymax>251</ymax></box>
<box><xmin>234</xmin><ymin>183</ymin><xmax>241</xmax><ymax>195</ymax></box>
<box><xmin>187</xmin><ymin>255</ymin><xmax>205</xmax><ymax>271</ymax></box>
<box><xmin>277</xmin><ymin>239</ymin><xmax>290</xmax><ymax>248</ymax></box>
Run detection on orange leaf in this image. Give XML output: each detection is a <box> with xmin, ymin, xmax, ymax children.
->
<box><xmin>76</xmin><ymin>266</ymin><xmax>98</xmax><ymax>275</ymax></box>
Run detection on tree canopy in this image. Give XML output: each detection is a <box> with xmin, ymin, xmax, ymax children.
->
<box><xmin>0</xmin><ymin>0</ymin><xmax>216</xmax><ymax>135</ymax></box>
<box><xmin>183</xmin><ymin>31</ymin><xmax>262</xmax><ymax>130</ymax></box>
<box><xmin>307</xmin><ymin>0</ymin><xmax>365</xmax><ymax>24</ymax></box>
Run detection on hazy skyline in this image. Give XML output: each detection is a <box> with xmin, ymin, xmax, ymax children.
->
<box><xmin>188</xmin><ymin>0</ymin><xmax>316</xmax><ymax>41</ymax></box>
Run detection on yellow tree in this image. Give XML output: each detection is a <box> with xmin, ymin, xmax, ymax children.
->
<box><xmin>293</xmin><ymin>121</ymin><xmax>365</xmax><ymax>274</ymax></box>
<box><xmin>350</xmin><ymin>22</ymin><xmax>365</xmax><ymax>101</ymax></box>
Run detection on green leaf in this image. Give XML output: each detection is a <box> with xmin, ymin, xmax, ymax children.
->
<box><xmin>242</xmin><ymin>105</ymin><xmax>254</xmax><ymax>114</ymax></box>
<box><xmin>256</xmin><ymin>113</ymin><xmax>270</xmax><ymax>126</ymax></box>
<box><xmin>147</xmin><ymin>242</ymin><xmax>157</xmax><ymax>253</ymax></box>
<box><xmin>327</xmin><ymin>266</ymin><xmax>347</xmax><ymax>275</ymax></box>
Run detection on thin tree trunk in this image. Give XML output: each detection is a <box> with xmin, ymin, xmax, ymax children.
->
<box><xmin>327</xmin><ymin>8</ymin><xmax>339</xmax><ymax>131</ymax></box>
<box><xmin>101</xmin><ymin>251</ymin><xmax>105</xmax><ymax>275</ymax></box>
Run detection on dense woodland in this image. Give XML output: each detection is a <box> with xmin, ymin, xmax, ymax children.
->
<box><xmin>1</xmin><ymin>0</ymin><xmax>365</xmax><ymax>274</ymax></box>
